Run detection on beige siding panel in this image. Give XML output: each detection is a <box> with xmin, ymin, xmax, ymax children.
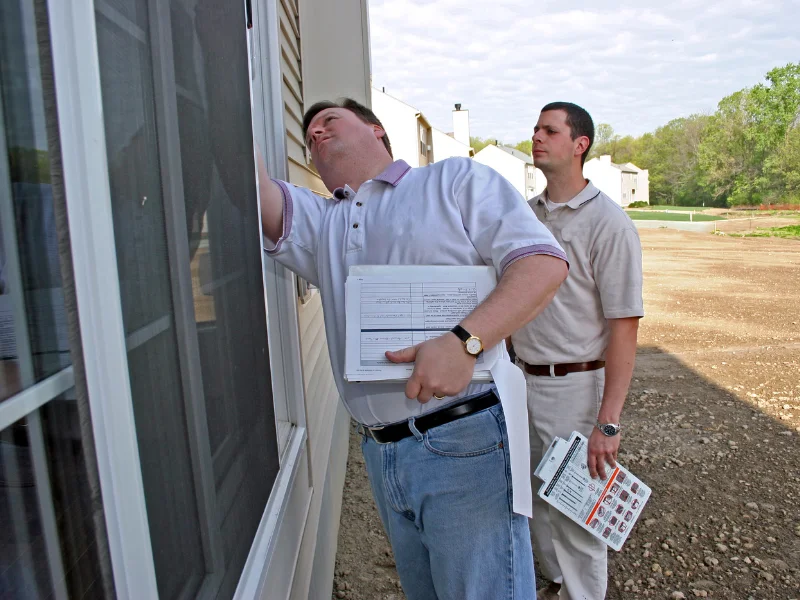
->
<box><xmin>280</xmin><ymin>0</ymin><xmax>301</xmax><ymax>37</ymax></box>
<box><xmin>288</xmin><ymin>161</ymin><xmax>329</xmax><ymax>196</ymax></box>
<box><xmin>279</xmin><ymin>14</ymin><xmax>301</xmax><ymax>61</ymax></box>
<box><xmin>286</xmin><ymin>140</ymin><xmax>307</xmax><ymax>173</ymax></box>
<box><xmin>280</xmin><ymin>49</ymin><xmax>303</xmax><ymax>91</ymax></box>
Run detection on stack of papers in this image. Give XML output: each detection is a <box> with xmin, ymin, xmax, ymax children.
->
<box><xmin>534</xmin><ymin>431</ymin><xmax>652</xmax><ymax>551</ymax></box>
<box><xmin>344</xmin><ymin>266</ymin><xmax>503</xmax><ymax>383</ymax></box>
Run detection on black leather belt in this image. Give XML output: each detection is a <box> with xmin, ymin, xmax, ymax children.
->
<box><xmin>362</xmin><ymin>390</ymin><xmax>499</xmax><ymax>444</ymax></box>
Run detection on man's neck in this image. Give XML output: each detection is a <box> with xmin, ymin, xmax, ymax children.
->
<box><xmin>325</xmin><ymin>155</ymin><xmax>394</xmax><ymax>193</ymax></box>
<box><xmin>543</xmin><ymin>168</ymin><xmax>588</xmax><ymax>204</ymax></box>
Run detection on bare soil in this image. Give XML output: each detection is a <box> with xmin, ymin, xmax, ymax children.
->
<box><xmin>332</xmin><ymin>229</ymin><xmax>800</xmax><ymax>600</ymax></box>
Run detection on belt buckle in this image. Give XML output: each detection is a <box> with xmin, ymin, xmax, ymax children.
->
<box><xmin>549</xmin><ymin>364</ymin><xmax>556</xmax><ymax>378</ymax></box>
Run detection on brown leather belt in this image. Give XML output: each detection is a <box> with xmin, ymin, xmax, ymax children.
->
<box><xmin>520</xmin><ymin>360</ymin><xmax>605</xmax><ymax>377</ymax></box>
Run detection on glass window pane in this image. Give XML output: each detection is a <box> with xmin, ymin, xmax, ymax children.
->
<box><xmin>95</xmin><ymin>0</ymin><xmax>280</xmax><ymax>598</ymax></box>
<box><xmin>0</xmin><ymin>392</ymin><xmax>113</xmax><ymax>599</ymax></box>
<box><xmin>0</xmin><ymin>0</ymin><xmax>72</xmax><ymax>402</ymax></box>
<box><xmin>94</xmin><ymin>3</ymin><xmax>206</xmax><ymax>598</ymax></box>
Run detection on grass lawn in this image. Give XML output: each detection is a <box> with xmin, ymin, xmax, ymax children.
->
<box><xmin>626</xmin><ymin>211</ymin><xmax>725</xmax><ymax>222</ymax></box>
<box><xmin>742</xmin><ymin>225</ymin><xmax>800</xmax><ymax>240</ymax></box>
<box><xmin>639</xmin><ymin>205</ymin><xmax>708</xmax><ymax>211</ymax></box>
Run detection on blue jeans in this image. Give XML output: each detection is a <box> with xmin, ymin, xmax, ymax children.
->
<box><xmin>360</xmin><ymin>403</ymin><xmax>535</xmax><ymax>600</ymax></box>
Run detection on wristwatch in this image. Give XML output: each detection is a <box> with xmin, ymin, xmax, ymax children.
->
<box><xmin>596</xmin><ymin>422</ymin><xmax>621</xmax><ymax>437</ymax></box>
<box><xmin>451</xmin><ymin>325</ymin><xmax>483</xmax><ymax>357</ymax></box>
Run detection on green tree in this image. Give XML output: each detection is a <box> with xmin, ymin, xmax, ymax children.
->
<box><xmin>470</xmin><ymin>136</ymin><xmax>492</xmax><ymax>153</ymax></box>
<box><xmin>514</xmin><ymin>139</ymin><xmax>532</xmax><ymax>156</ymax></box>
<box><xmin>698</xmin><ymin>63</ymin><xmax>800</xmax><ymax>205</ymax></box>
<box><xmin>766</xmin><ymin>125</ymin><xmax>800</xmax><ymax>204</ymax></box>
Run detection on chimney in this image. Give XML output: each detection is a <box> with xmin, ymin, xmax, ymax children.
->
<box><xmin>452</xmin><ymin>104</ymin><xmax>470</xmax><ymax>147</ymax></box>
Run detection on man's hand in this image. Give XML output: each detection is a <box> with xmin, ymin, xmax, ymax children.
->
<box><xmin>587</xmin><ymin>427</ymin><xmax>620</xmax><ymax>480</ymax></box>
<box><xmin>385</xmin><ymin>333</ymin><xmax>475</xmax><ymax>403</ymax></box>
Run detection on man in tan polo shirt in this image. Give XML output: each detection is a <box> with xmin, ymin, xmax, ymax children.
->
<box><xmin>511</xmin><ymin>102</ymin><xmax>644</xmax><ymax>600</ymax></box>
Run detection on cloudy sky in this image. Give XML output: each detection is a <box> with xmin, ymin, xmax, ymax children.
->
<box><xmin>369</xmin><ymin>0</ymin><xmax>800</xmax><ymax>144</ymax></box>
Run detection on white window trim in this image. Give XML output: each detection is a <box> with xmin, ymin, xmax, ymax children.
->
<box><xmin>250</xmin><ymin>0</ymin><xmax>307</xmax><ymax>439</ymax></box>
<box><xmin>46</xmin><ymin>0</ymin><xmax>160</xmax><ymax>597</ymax></box>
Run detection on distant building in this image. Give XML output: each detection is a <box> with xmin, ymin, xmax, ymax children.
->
<box><xmin>474</xmin><ymin>143</ymin><xmax>542</xmax><ymax>199</ymax></box>
<box><xmin>583</xmin><ymin>155</ymin><xmax>650</xmax><ymax>206</ymax></box>
<box><xmin>372</xmin><ymin>89</ymin><xmax>473</xmax><ymax>166</ymax></box>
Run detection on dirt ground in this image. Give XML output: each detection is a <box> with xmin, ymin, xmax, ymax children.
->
<box><xmin>331</xmin><ymin>229</ymin><xmax>800</xmax><ymax>600</ymax></box>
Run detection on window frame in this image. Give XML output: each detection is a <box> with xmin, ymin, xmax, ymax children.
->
<box><xmin>44</xmin><ymin>0</ymin><xmax>311</xmax><ymax>598</ymax></box>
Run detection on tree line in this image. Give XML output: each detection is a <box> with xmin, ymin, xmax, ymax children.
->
<box><xmin>472</xmin><ymin>63</ymin><xmax>800</xmax><ymax>207</ymax></box>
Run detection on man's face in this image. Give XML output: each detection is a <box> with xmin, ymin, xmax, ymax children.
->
<box><xmin>531</xmin><ymin>110</ymin><xmax>586</xmax><ymax>172</ymax></box>
<box><xmin>305</xmin><ymin>107</ymin><xmax>384</xmax><ymax>168</ymax></box>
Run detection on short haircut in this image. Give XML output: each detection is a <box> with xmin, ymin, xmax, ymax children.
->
<box><xmin>302</xmin><ymin>98</ymin><xmax>393</xmax><ymax>158</ymax></box>
<box><xmin>541</xmin><ymin>101</ymin><xmax>594</xmax><ymax>165</ymax></box>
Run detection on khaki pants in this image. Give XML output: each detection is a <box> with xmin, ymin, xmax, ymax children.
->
<box><xmin>526</xmin><ymin>369</ymin><xmax>608</xmax><ymax>600</ymax></box>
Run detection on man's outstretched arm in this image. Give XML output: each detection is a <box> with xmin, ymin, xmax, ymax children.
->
<box><xmin>256</xmin><ymin>149</ymin><xmax>285</xmax><ymax>244</ymax></box>
<box><xmin>387</xmin><ymin>254</ymin><xmax>568</xmax><ymax>403</ymax></box>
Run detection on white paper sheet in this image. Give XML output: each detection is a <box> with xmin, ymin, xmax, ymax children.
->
<box><xmin>345</xmin><ymin>266</ymin><xmax>501</xmax><ymax>382</ymax></box>
<box><xmin>488</xmin><ymin>353</ymin><xmax>532</xmax><ymax>518</ymax></box>
<box><xmin>345</xmin><ymin>265</ymin><xmax>533</xmax><ymax>518</ymax></box>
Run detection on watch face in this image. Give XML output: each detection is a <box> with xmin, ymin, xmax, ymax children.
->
<box><xmin>602</xmin><ymin>424</ymin><xmax>619</xmax><ymax>436</ymax></box>
<box><xmin>465</xmin><ymin>337</ymin><xmax>482</xmax><ymax>355</ymax></box>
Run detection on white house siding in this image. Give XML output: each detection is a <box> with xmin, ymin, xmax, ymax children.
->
<box><xmin>533</xmin><ymin>167</ymin><xmax>548</xmax><ymax>197</ymax></box>
<box><xmin>474</xmin><ymin>145</ymin><xmax>527</xmax><ymax>198</ymax></box>
<box><xmin>371</xmin><ymin>88</ymin><xmax>424</xmax><ymax>167</ymax></box>
<box><xmin>584</xmin><ymin>156</ymin><xmax>623</xmax><ymax>205</ymax></box>
<box><xmin>431</xmin><ymin>128</ymin><xmax>472</xmax><ymax>161</ymax></box>
<box><xmin>638</xmin><ymin>169</ymin><xmax>650</xmax><ymax>204</ymax></box>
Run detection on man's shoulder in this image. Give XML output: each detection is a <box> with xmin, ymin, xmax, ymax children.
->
<box><xmin>418</xmin><ymin>156</ymin><xmax>479</xmax><ymax>177</ymax></box>
<box><xmin>583</xmin><ymin>188</ymin><xmax>637</xmax><ymax>233</ymax></box>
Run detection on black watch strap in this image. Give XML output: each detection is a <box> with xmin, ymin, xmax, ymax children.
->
<box><xmin>451</xmin><ymin>325</ymin><xmax>471</xmax><ymax>343</ymax></box>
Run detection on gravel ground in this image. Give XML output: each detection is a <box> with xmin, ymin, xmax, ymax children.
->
<box><xmin>332</xmin><ymin>229</ymin><xmax>800</xmax><ymax>600</ymax></box>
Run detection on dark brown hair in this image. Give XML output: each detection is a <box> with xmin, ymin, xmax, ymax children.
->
<box><xmin>302</xmin><ymin>98</ymin><xmax>393</xmax><ymax>157</ymax></box>
<box><xmin>541</xmin><ymin>101</ymin><xmax>594</xmax><ymax>165</ymax></box>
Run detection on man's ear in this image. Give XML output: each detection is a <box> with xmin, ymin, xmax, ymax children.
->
<box><xmin>373</xmin><ymin>125</ymin><xmax>386</xmax><ymax>140</ymax></box>
<box><xmin>575</xmin><ymin>136</ymin><xmax>590</xmax><ymax>158</ymax></box>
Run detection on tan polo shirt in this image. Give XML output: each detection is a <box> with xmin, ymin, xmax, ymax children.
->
<box><xmin>511</xmin><ymin>181</ymin><xmax>644</xmax><ymax>365</ymax></box>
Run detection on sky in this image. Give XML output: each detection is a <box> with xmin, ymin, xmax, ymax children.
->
<box><xmin>368</xmin><ymin>0</ymin><xmax>800</xmax><ymax>144</ymax></box>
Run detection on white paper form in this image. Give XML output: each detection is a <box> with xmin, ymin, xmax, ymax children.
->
<box><xmin>345</xmin><ymin>266</ymin><xmax>501</xmax><ymax>382</ymax></box>
<box><xmin>345</xmin><ymin>266</ymin><xmax>532</xmax><ymax>517</ymax></box>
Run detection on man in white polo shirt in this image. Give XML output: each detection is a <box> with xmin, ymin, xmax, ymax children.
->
<box><xmin>511</xmin><ymin>102</ymin><xmax>643</xmax><ymax>600</ymax></box>
<box><xmin>258</xmin><ymin>98</ymin><xmax>569</xmax><ymax>600</ymax></box>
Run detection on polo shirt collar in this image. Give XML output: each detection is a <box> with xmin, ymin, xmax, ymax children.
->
<box><xmin>332</xmin><ymin>160</ymin><xmax>412</xmax><ymax>201</ymax></box>
<box><xmin>535</xmin><ymin>180</ymin><xmax>601</xmax><ymax>209</ymax></box>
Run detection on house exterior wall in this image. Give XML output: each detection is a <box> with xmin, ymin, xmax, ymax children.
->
<box><xmin>371</xmin><ymin>88</ymin><xmax>423</xmax><ymax>167</ymax></box>
<box><xmin>584</xmin><ymin>156</ymin><xmax>623</xmax><ymax>205</ymax></box>
<box><xmin>474</xmin><ymin>145</ymin><xmax>526</xmax><ymax>198</ymax></box>
<box><xmin>621</xmin><ymin>170</ymin><xmax>638</xmax><ymax>206</ymax></box>
<box><xmin>431</xmin><ymin>128</ymin><xmax>472</xmax><ymax>161</ymax></box>
<box><xmin>638</xmin><ymin>169</ymin><xmax>650</xmax><ymax>204</ymax></box>
<box><xmin>533</xmin><ymin>167</ymin><xmax>548</xmax><ymax>197</ymax></box>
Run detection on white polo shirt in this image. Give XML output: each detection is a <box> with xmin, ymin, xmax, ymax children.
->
<box><xmin>511</xmin><ymin>181</ymin><xmax>644</xmax><ymax>366</ymax></box>
<box><xmin>265</xmin><ymin>158</ymin><xmax>567</xmax><ymax>426</ymax></box>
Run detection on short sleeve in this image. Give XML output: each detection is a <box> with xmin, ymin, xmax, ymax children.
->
<box><xmin>455</xmin><ymin>161</ymin><xmax>567</xmax><ymax>276</ymax></box>
<box><xmin>593</xmin><ymin>227</ymin><xmax>644</xmax><ymax>319</ymax></box>
<box><xmin>263</xmin><ymin>179</ymin><xmax>325</xmax><ymax>286</ymax></box>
